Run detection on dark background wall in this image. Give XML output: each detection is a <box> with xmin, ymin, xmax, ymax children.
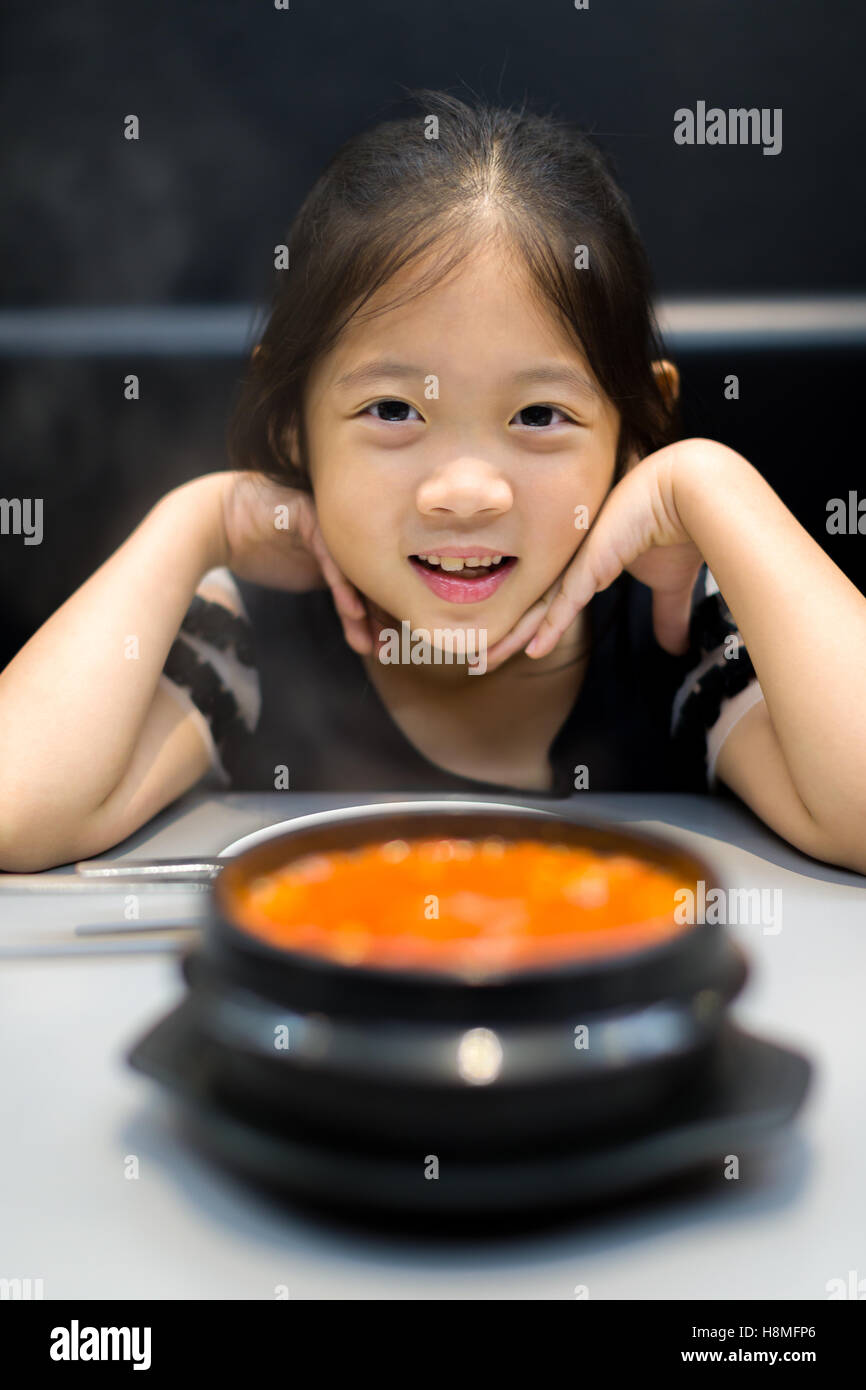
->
<box><xmin>1</xmin><ymin>0</ymin><xmax>864</xmax><ymax>668</ymax></box>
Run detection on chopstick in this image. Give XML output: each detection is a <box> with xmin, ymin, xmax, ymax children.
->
<box><xmin>74</xmin><ymin>919</ymin><xmax>203</xmax><ymax>936</ymax></box>
<box><xmin>75</xmin><ymin>856</ymin><xmax>229</xmax><ymax>882</ymax></box>
<box><xmin>0</xmin><ymin>933</ymin><xmax>197</xmax><ymax>957</ymax></box>
<box><xmin>0</xmin><ymin>856</ymin><xmax>229</xmax><ymax>893</ymax></box>
<box><xmin>0</xmin><ymin>917</ymin><xmax>202</xmax><ymax>957</ymax></box>
<box><xmin>0</xmin><ymin>876</ymin><xmax>212</xmax><ymax>894</ymax></box>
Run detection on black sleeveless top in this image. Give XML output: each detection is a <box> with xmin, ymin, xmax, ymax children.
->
<box><xmin>160</xmin><ymin>563</ymin><xmax>762</xmax><ymax>800</ymax></box>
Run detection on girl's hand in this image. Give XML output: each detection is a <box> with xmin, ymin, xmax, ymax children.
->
<box><xmin>493</xmin><ymin>441</ymin><xmax>706</xmax><ymax>666</ymax></box>
<box><xmin>216</xmin><ymin>470</ymin><xmax>373</xmax><ymax>654</ymax></box>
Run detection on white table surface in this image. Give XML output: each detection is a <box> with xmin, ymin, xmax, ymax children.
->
<box><xmin>1</xmin><ymin>788</ymin><xmax>864</xmax><ymax>1300</ymax></box>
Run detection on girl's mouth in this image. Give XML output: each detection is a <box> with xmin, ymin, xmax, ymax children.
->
<box><xmin>408</xmin><ymin>554</ymin><xmax>518</xmax><ymax>603</ymax></box>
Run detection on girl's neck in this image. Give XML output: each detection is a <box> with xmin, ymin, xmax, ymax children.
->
<box><xmin>358</xmin><ymin>598</ymin><xmax>592</xmax><ymax>792</ymax></box>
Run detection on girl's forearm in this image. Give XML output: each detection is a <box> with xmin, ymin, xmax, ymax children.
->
<box><xmin>0</xmin><ymin>474</ymin><xmax>229</xmax><ymax>844</ymax></box>
<box><xmin>674</xmin><ymin>440</ymin><xmax>866</xmax><ymax>838</ymax></box>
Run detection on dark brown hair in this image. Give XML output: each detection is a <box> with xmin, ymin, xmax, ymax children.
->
<box><xmin>228</xmin><ymin>88</ymin><xmax>681</xmax><ymax>493</ymax></box>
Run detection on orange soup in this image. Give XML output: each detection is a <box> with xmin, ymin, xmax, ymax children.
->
<box><xmin>232</xmin><ymin>837</ymin><xmax>689</xmax><ymax>973</ymax></box>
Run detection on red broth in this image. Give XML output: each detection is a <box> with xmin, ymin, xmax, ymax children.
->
<box><xmin>232</xmin><ymin>837</ymin><xmax>690</xmax><ymax>973</ymax></box>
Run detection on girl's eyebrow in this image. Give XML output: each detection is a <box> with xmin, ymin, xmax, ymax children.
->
<box><xmin>333</xmin><ymin>360</ymin><xmax>425</xmax><ymax>391</ymax></box>
<box><xmin>333</xmin><ymin>359</ymin><xmax>599</xmax><ymax>400</ymax></box>
<box><xmin>509</xmin><ymin>365</ymin><xmax>600</xmax><ymax>401</ymax></box>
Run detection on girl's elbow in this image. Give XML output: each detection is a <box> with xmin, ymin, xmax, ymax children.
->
<box><xmin>0</xmin><ymin>806</ymin><xmax>117</xmax><ymax>873</ymax></box>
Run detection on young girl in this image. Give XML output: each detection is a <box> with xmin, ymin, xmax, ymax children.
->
<box><xmin>2</xmin><ymin>90</ymin><xmax>865</xmax><ymax>875</ymax></box>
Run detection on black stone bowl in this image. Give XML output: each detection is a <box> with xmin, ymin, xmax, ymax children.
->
<box><xmin>157</xmin><ymin>802</ymin><xmax>747</xmax><ymax>1160</ymax></box>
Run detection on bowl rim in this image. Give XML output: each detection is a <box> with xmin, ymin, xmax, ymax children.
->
<box><xmin>210</xmin><ymin>801</ymin><xmax>728</xmax><ymax>990</ymax></box>
<box><xmin>217</xmin><ymin>798</ymin><xmax>556</xmax><ymax>858</ymax></box>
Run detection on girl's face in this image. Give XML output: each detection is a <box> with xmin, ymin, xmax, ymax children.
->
<box><xmin>301</xmin><ymin>239</ymin><xmax>621</xmax><ymax>653</ymax></box>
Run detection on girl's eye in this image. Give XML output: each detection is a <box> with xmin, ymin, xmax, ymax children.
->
<box><xmin>360</xmin><ymin>400</ymin><xmax>576</xmax><ymax>427</ymax></box>
<box><xmin>511</xmin><ymin>404</ymin><xmax>574</xmax><ymax>429</ymax></box>
<box><xmin>363</xmin><ymin>399</ymin><xmax>423</xmax><ymax>423</ymax></box>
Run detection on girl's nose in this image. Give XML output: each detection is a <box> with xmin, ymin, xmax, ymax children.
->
<box><xmin>416</xmin><ymin>460</ymin><xmax>513</xmax><ymax>517</ymax></box>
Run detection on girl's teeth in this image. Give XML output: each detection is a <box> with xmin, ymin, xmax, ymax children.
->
<box><xmin>422</xmin><ymin>555</ymin><xmax>504</xmax><ymax>572</ymax></box>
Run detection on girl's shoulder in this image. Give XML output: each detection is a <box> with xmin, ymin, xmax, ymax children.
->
<box><xmin>669</xmin><ymin>562</ymin><xmax>766</xmax><ymax>791</ymax></box>
<box><xmin>159</xmin><ymin>567</ymin><xmax>261</xmax><ymax>786</ymax></box>
<box><xmin>159</xmin><ymin>572</ymin><xmax>352</xmax><ymax>789</ymax></box>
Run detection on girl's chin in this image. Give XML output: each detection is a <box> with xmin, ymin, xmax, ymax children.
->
<box><xmin>367</xmin><ymin>595</ymin><xmax>516</xmax><ymax>644</ymax></box>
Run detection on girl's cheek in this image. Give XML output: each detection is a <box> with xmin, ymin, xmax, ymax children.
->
<box><xmin>315</xmin><ymin>492</ymin><xmax>371</xmax><ymax>554</ymax></box>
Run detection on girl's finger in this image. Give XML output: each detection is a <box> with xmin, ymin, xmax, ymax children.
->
<box><xmin>483</xmin><ymin>580</ymin><xmax>561</xmax><ymax>671</ymax></box>
<box><xmin>304</xmin><ymin>521</ymin><xmax>374</xmax><ymax>653</ymax></box>
<box><xmin>333</xmin><ymin>584</ymin><xmax>374</xmax><ymax>655</ymax></box>
<box><xmin>523</xmin><ymin>537</ymin><xmax>618</xmax><ymax>658</ymax></box>
<box><xmin>309</xmin><ymin>527</ymin><xmax>366</xmax><ymax>619</ymax></box>
<box><xmin>523</xmin><ymin>595</ymin><xmax>570</xmax><ymax>659</ymax></box>
<box><xmin>524</xmin><ymin>571</ymin><xmax>598</xmax><ymax>659</ymax></box>
<box><xmin>483</xmin><ymin>604</ymin><xmax>547</xmax><ymax>671</ymax></box>
<box><xmin>340</xmin><ymin>610</ymin><xmax>374</xmax><ymax>655</ymax></box>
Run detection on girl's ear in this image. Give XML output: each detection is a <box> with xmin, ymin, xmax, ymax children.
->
<box><xmin>652</xmin><ymin>358</ymin><xmax>680</xmax><ymax>407</ymax></box>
